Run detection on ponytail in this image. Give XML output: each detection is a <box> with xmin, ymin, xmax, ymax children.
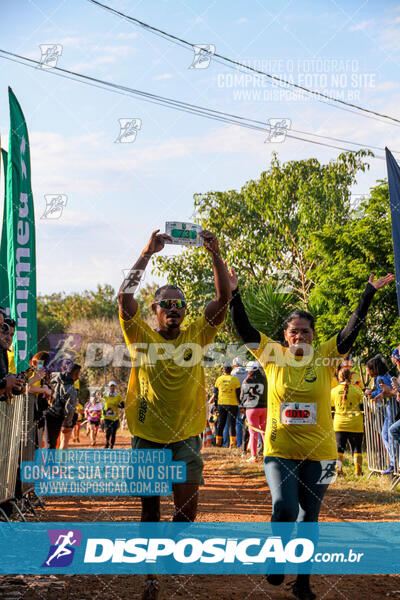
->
<box><xmin>338</xmin><ymin>368</ymin><xmax>352</xmax><ymax>405</ymax></box>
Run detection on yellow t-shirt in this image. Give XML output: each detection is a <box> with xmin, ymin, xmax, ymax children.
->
<box><xmin>215</xmin><ymin>374</ymin><xmax>241</xmax><ymax>406</ymax></box>
<box><xmin>102</xmin><ymin>393</ymin><xmax>124</xmax><ymax>421</ymax></box>
<box><xmin>120</xmin><ymin>307</ymin><xmax>219</xmax><ymax>443</ymax></box>
<box><xmin>75</xmin><ymin>402</ymin><xmax>85</xmax><ymax>422</ymax></box>
<box><xmin>250</xmin><ymin>333</ymin><xmax>345</xmax><ymax>460</ymax></box>
<box><xmin>331</xmin><ymin>383</ymin><xmax>364</xmax><ymax>433</ymax></box>
<box><xmin>8</xmin><ymin>349</ymin><xmax>16</xmax><ymax>374</ymax></box>
<box><xmin>331</xmin><ymin>370</ymin><xmax>361</xmax><ymax>389</ymax></box>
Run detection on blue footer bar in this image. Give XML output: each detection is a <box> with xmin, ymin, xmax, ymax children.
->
<box><xmin>0</xmin><ymin>522</ymin><xmax>398</xmax><ymax>574</ymax></box>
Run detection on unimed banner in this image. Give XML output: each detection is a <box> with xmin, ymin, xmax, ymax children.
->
<box><xmin>0</xmin><ymin>148</ymin><xmax>10</xmax><ymax>311</ymax></box>
<box><xmin>6</xmin><ymin>87</ymin><xmax>37</xmax><ymax>370</ymax></box>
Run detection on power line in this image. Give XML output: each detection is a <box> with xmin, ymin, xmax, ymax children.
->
<box><xmin>0</xmin><ymin>48</ymin><xmax>393</xmax><ymax>158</ymax></box>
<box><xmin>87</xmin><ymin>0</ymin><xmax>399</xmax><ymax>130</ymax></box>
<box><xmin>87</xmin><ymin>0</ymin><xmax>400</xmax><ymax>126</ymax></box>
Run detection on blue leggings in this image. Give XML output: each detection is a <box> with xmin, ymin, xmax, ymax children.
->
<box><xmin>264</xmin><ymin>457</ymin><xmax>336</xmax><ymax>523</ymax></box>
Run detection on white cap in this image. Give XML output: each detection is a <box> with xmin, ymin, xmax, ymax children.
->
<box><xmin>108</xmin><ymin>380</ymin><xmax>117</xmax><ymax>387</ymax></box>
<box><xmin>232</xmin><ymin>357</ymin><xmax>243</xmax><ymax>366</ymax></box>
<box><xmin>246</xmin><ymin>361</ymin><xmax>259</xmax><ymax>372</ymax></box>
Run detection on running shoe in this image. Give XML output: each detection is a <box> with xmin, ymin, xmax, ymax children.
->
<box><xmin>288</xmin><ymin>580</ymin><xmax>316</xmax><ymax>600</ymax></box>
<box><xmin>142</xmin><ymin>578</ymin><xmax>162</xmax><ymax>600</ymax></box>
<box><xmin>266</xmin><ymin>574</ymin><xmax>284</xmax><ymax>586</ymax></box>
<box><xmin>247</xmin><ymin>456</ymin><xmax>257</xmax><ymax>463</ymax></box>
<box><xmin>383</xmin><ymin>466</ymin><xmax>394</xmax><ymax>475</ymax></box>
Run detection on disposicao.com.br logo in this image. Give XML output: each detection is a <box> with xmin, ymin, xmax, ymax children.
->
<box><xmin>83</xmin><ymin>536</ymin><xmax>313</xmax><ymax>564</ymax></box>
<box><xmin>0</xmin><ymin>522</ymin><xmax>387</xmax><ymax>575</ymax></box>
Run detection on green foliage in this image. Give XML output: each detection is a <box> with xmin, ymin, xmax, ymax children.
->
<box><xmin>155</xmin><ymin>150</ymin><xmax>371</xmax><ymax>319</ymax></box>
<box><xmin>242</xmin><ymin>281</ymin><xmax>294</xmax><ymax>342</ymax></box>
<box><xmin>308</xmin><ymin>180</ymin><xmax>400</xmax><ymax>357</ymax></box>
<box><xmin>37</xmin><ymin>284</ymin><xmax>117</xmax><ymax>349</ymax></box>
<box><xmin>135</xmin><ymin>282</ymin><xmax>158</xmax><ymax>327</ymax></box>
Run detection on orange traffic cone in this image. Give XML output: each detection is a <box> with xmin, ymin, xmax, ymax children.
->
<box><xmin>203</xmin><ymin>422</ymin><xmax>213</xmax><ymax>447</ymax></box>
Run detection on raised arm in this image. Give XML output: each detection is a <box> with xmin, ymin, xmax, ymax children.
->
<box><xmin>337</xmin><ymin>273</ymin><xmax>394</xmax><ymax>355</ymax></box>
<box><xmin>118</xmin><ymin>229</ymin><xmax>172</xmax><ymax>321</ymax></box>
<box><xmin>228</xmin><ymin>267</ymin><xmax>261</xmax><ymax>346</ymax></box>
<box><xmin>202</xmin><ymin>231</ymin><xmax>231</xmax><ymax>327</ymax></box>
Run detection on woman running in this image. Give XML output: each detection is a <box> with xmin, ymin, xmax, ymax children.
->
<box><xmin>331</xmin><ymin>368</ymin><xmax>364</xmax><ymax>475</ymax></box>
<box><xmin>240</xmin><ymin>361</ymin><xmax>267</xmax><ymax>462</ymax></box>
<box><xmin>229</xmin><ymin>268</ymin><xmax>393</xmax><ymax>600</ymax></box>
<box><xmin>85</xmin><ymin>393</ymin><xmax>103</xmax><ymax>447</ymax></box>
<box><xmin>365</xmin><ymin>354</ymin><xmax>395</xmax><ymax>474</ymax></box>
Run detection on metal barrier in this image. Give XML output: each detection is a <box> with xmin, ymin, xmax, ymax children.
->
<box><xmin>364</xmin><ymin>396</ymin><xmax>400</xmax><ymax>490</ymax></box>
<box><xmin>0</xmin><ymin>394</ymin><xmax>25</xmax><ymax>506</ymax></box>
<box><xmin>20</xmin><ymin>393</ymin><xmax>37</xmax><ymax>495</ymax></box>
<box><xmin>20</xmin><ymin>394</ymin><xmax>37</xmax><ymax>504</ymax></box>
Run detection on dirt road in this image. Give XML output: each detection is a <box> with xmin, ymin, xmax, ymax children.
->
<box><xmin>1</xmin><ymin>432</ymin><xmax>399</xmax><ymax>599</ymax></box>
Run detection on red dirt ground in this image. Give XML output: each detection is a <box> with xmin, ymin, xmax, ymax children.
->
<box><xmin>1</xmin><ymin>429</ymin><xmax>399</xmax><ymax>600</ymax></box>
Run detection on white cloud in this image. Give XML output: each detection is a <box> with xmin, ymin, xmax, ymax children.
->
<box><xmin>115</xmin><ymin>32</ymin><xmax>138</xmax><ymax>40</ymax></box>
<box><xmin>153</xmin><ymin>73</ymin><xmax>173</xmax><ymax>81</ymax></box>
<box><xmin>375</xmin><ymin>80</ymin><xmax>400</xmax><ymax>92</ymax></box>
<box><xmin>349</xmin><ymin>20</ymin><xmax>373</xmax><ymax>32</ymax></box>
<box><xmin>55</xmin><ymin>37</ymin><xmax>83</xmax><ymax>48</ymax></box>
<box><xmin>236</xmin><ymin>18</ymin><xmax>247</xmax><ymax>24</ymax></box>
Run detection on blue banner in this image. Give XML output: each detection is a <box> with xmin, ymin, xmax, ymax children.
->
<box><xmin>20</xmin><ymin>449</ymin><xmax>186</xmax><ymax>496</ymax></box>
<box><xmin>0</xmin><ymin>522</ymin><xmax>399</xmax><ymax>574</ymax></box>
<box><xmin>386</xmin><ymin>146</ymin><xmax>400</xmax><ymax>315</ymax></box>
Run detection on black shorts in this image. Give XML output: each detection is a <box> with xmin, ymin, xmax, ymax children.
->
<box><xmin>335</xmin><ymin>431</ymin><xmax>363</xmax><ymax>454</ymax></box>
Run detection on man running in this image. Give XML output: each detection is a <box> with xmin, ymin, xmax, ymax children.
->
<box><xmin>119</xmin><ymin>228</ymin><xmax>230</xmax><ymax>600</ymax></box>
<box><xmin>102</xmin><ymin>381</ymin><xmax>124</xmax><ymax>449</ymax></box>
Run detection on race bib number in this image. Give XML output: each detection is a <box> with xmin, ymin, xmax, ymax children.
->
<box><xmin>280</xmin><ymin>402</ymin><xmax>317</xmax><ymax>425</ymax></box>
<box><xmin>165</xmin><ymin>222</ymin><xmax>203</xmax><ymax>247</ymax></box>
<box><xmin>105</xmin><ymin>409</ymin><xmax>116</xmax><ymax>417</ymax></box>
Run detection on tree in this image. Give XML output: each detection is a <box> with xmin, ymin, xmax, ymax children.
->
<box><xmin>154</xmin><ymin>150</ymin><xmax>371</xmax><ymax>331</ymax></box>
<box><xmin>37</xmin><ymin>284</ymin><xmax>118</xmax><ymax>349</ymax></box>
<box><xmin>242</xmin><ymin>281</ymin><xmax>294</xmax><ymax>343</ymax></box>
<box><xmin>307</xmin><ymin>180</ymin><xmax>400</xmax><ymax>358</ymax></box>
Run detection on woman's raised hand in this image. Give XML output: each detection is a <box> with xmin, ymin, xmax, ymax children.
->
<box><xmin>368</xmin><ymin>273</ymin><xmax>395</xmax><ymax>290</ymax></box>
<box><xmin>225</xmin><ymin>263</ymin><xmax>238</xmax><ymax>291</ymax></box>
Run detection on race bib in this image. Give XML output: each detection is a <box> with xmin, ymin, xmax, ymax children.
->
<box><xmin>105</xmin><ymin>409</ymin><xmax>116</xmax><ymax>417</ymax></box>
<box><xmin>280</xmin><ymin>402</ymin><xmax>317</xmax><ymax>425</ymax></box>
<box><xmin>165</xmin><ymin>222</ymin><xmax>203</xmax><ymax>247</ymax></box>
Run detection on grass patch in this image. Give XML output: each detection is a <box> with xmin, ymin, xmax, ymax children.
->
<box><xmin>206</xmin><ymin>447</ymin><xmax>400</xmax><ymax>516</ymax></box>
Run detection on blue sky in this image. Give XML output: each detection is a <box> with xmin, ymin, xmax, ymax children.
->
<box><xmin>1</xmin><ymin>0</ymin><xmax>400</xmax><ymax>294</ymax></box>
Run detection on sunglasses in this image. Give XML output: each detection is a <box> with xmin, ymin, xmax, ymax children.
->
<box><xmin>156</xmin><ymin>299</ymin><xmax>186</xmax><ymax>309</ymax></box>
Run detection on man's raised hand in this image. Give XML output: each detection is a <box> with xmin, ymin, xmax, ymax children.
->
<box><xmin>142</xmin><ymin>229</ymin><xmax>173</xmax><ymax>257</ymax></box>
<box><xmin>199</xmin><ymin>230</ymin><xmax>220</xmax><ymax>257</ymax></box>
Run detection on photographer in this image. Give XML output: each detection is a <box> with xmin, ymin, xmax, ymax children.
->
<box><xmin>43</xmin><ymin>364</ymin><xmax>81</xmax><ymax>449</ymax></box>
<box><xmin>0</xmin><ymin>309</ymin><xmax>24</xmax><ymax>401</ymax></box>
